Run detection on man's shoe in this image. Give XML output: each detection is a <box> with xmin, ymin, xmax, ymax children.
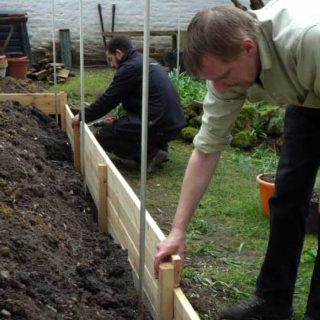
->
<box><xmin>218</xmin><ymin>295</ymin><xmax>293</xmax><ymax>320</ymax></box>
<box><xmin>147</xmin><ymin>150</ymin><xmax>168</xmax><ymax>173</ymax></box>
<box><xmin>110</xmin><ymin>156</ymin><xmax>139</xmax><ymax>169</ymax></box>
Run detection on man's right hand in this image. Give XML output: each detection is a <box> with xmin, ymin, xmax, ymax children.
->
<box><xmin>71</xmin><ymin>114</ymin><xmax>80</xmax><ymax>128</ymax></box>
<box><xmin>154</xmin><ymin>229</ymin><xmax>186</xmax><ymax>278</ymax></box>
<box><xmin>154</xmin><ymin>150</ymin><xmax>221</xmax><ymax>279</ymax></box>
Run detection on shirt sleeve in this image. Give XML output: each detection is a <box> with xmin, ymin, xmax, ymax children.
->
<box><xmin>193</xmin><ymin>81</ymin><xmax>246</xmax><ymax>154</ymax></box>
<box><xmin>84</xmin><ymin>64</ymin><xmax>137</xmax><ymax>123</ymax></box>
<box><xmin>296</xmin><ymin>25</ymin><xmax>320</xmax><ymax>106</ymax></box>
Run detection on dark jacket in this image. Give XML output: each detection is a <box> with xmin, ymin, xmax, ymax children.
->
<box><xmin>84</xmin><ymin>48</ymin><xmax>186</xmax><ymax>133</ymax></box>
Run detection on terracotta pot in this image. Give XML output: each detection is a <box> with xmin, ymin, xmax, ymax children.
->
<box><xmin>6</xmin><ymin>56</ymin><xmax>29</xmax><ymax>79</ymax></box>
<box><xmin>0</xmin><ymin>55</ymin><xmax>8</xmax><ymax>78</ymax></box>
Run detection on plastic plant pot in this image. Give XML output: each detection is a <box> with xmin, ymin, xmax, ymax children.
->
<box><xmin>256</xmin><ymin>173</ymin><xmax>275</xmax><ymax>217</ymax></box>
<box><xmin>256</xmin><ymin>173</ymin><xmax>319</xmax><ymax>234</ymax></box>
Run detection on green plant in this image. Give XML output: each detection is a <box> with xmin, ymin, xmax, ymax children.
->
<box><xmin>301</xmin><ymin>247</ymin><xmax>317</xmax><ymax>263</ymax></box>
<box><xmin>251</xmin><ymin>146</ymin><xmax>278</xmax><ymax>173</ymax></box>
<box><xmin>169</xmin><ymin>69</ymin><xmax>207</xmax><ymax>107</ymax></box>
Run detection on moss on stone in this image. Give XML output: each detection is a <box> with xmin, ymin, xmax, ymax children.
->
<box><xmin>181</xmin><ymin>126</ymin><xmax>198</xmax><ymax>143</ymax></box>
<box><xmin>231</xmin><ymin>129</ymin><xmax>257</xmax><ymax>149</ymax></box>
<box><xmin>233</xmin><ymin>103</ymin><xmax>259</xmax><ymax>133</ymax></box>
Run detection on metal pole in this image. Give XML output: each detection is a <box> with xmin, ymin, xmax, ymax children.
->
<box><xmin>138</xmin><ymin>0</ymin><xmax>150</xmax><ymax>318</ymax></box>
<box><xmin>176</xmin><ymin>0</ymin><xmax>181</xmax><ymax>74</ymax></box>
<box><xmin>79</xmin><ymin>0</ymin><xmax>86</xmax><ymax>194</ymax></box>
<box><xmin>51</xmin><ymin>0</ymin><xmax>58</xmax><ymax>125</ymax></box>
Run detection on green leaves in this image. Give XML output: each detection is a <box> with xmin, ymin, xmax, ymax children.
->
<box><xmin>169</xmin><ymin>70</ymin><xmax>206</xmax><ymax>107</ymax></box>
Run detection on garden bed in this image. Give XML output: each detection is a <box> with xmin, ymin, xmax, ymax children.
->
<box><xmin>0</xmin><ymin>92</ymin><xmax>200</xmax><ymax>320</ymax></box>
<box><xmin>0</xmin><ymin>100</ymin><xmax>151</xmax><ymax>319</ymax></box>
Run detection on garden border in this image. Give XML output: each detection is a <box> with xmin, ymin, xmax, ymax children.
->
<box><xmin>2</xmin><ymin>92</ymin><xmax>200</xmax><ymax>320</ymax></box>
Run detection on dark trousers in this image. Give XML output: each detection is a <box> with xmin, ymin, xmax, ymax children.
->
<box><xmin>256</xmin><ymin>105</ymin><xmax>320</xmax><ymax>318</ymax></box>
<box><xmin>95</xmin><ymin>123</ymin><xmax>179</xmax><ymax>162</ymax></box>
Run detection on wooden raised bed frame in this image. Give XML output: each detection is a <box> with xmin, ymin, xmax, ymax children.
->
<box><xmin>2</xmin><ymin>92</ymin><xmax>200</xmax><ymax>320</ymax></box>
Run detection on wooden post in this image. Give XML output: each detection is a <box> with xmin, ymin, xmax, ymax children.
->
<box><xmin>73</xmin><ymin>126</ymin><xmax>81</xmax><ymax>172</ymax></box>
<box><xmin>98</xmin><ymin>164</ymin><xmax>108</xmax><ymax>233</ymax></box>
<box><xmin>59</xmin><ymin>92</ymin><xmax>67</xmax><ymax>132</ymax></box>
<box><xmin>172</xmin><ymin>34</ymin><xmax>177</xmax><ymax>51</ymax></box>
<box><xmin>59</xmin><ymin>29</ymin><xmax>72</xmax><ymax>68</ymax></box>
<box><xmin>159</xmin><ymin>262</ymin><xmax>174</xmax><ymax>320</ymax></box>
<box><xmin>171</xmin><ymin>255</ymin><xmax>182</xmax><ymax>288</ymax></box>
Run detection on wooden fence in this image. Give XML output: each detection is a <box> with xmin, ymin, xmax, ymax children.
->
<box><xmin>1</xmin><ymin>92</ymin><xmax>200</xmax><ymax>320</ymax></box>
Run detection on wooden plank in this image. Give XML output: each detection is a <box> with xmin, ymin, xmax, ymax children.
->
<box><xmin>73</xmin><ymin>126</ymin><xmax>81</xmax><ymax>172</ymax></box>
<box><xmin>79</xmin><ymin>126</ymin><xmax>200</xmax><ymax>319</ymax></box>
<box><xmin>57</xmin><ymin>68</ymin><xmax>70</xmax><ymax>79</ymax></box>
<box><xmin>102</xmin><ymin>30</ymin><xmax>180</xmax><ymax>37</ymax></box>
<box><xmin>107</xmin><ymin>199</ymin><xmax>159</xmax><ymax>313</ymax></box>
<box><xmin>174</xmin><ymin>288</ymin><xmax>200</xmax><ymax>320</ymax></box>
<box><xmin>159</xmin><ymin>263</ymin><xmax>174</xmax><ymax>320</ymax></box>
<box><xmin>83</xmin><ymin>125</ymin><xmax>166</xmax><ymax>276</ymax></box>
<box><xmin>107</xmin><ymin>180</ymin><xmax>163</xmax><ymax>276</ymax></box>
<box><xmin>49</xmin><ymin>62</ymin><xmax>64</xmax><ymax>68</ymax></box>
<box><xmin>0</xmin><ymin>93</ymin><xmax>65</xmax><ymax>115</ymax></box>
<box><xmin>171</xmin><ymin>255</ymin><xmax>182</xmax><ymax>288</ymax></box>
<box><xmin>98</xmin><ymin>164</ymin><xmax>108</xmax><ymax>233</ymax></box>
<box><xmin>130</xmin><ymin>257</ymin><xmax>157</xmax><ymax>319</ymax></box>
<box><xmin>59</xmin><ymin>93</ymin><xmax>68</xmax><ymax>132</ymax></box>
<box><xmin>65</xmin><ymin>105</ymin><xmax>74</xmax><ymax>150</ymax></box>
<box><xmin>83</xmin><ymin>127</ymin><xmax>106</xmax><ymax>205</ymax></box>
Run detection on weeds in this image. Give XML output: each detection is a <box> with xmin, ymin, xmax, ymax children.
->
<box><xmin>169</xmin><ymin>69</ymin><xmax>207</xmax><ymax>107</ymax></box>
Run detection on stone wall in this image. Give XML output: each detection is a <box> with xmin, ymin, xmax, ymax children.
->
<box><xmin>2</xmin><ymin>0</ymin><xmax>255</xmax><ymax>64</ymax></box>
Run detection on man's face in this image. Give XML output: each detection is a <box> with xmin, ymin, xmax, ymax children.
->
<box><xmin>106</xmin><ymin>49</ymin><xmax>124</xmax><ymax>69</ymax></box>
<box><xmin>197</xmin><ymin>39</ymin><xmax>260</xmax><ymax>94</ymax></box>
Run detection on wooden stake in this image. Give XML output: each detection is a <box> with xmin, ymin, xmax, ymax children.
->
<box><xmin>59</xmin><ymin>92</ymin><xmax>67</xmax><ymax>132</ymax></box>
<box><xmin>98</xmin><ymin>164</ymin><xmax>108</xmax><ymax>233</ymax></box>
<box><xmin>159</xmin><ymin>262</ymin><xmax>174</xmax><ymax>320</ymax></box>
<box><xmin>73</xmin><ymin>125</ymin><xmax>81</xmax><ymax>172</ymax></box>
<box><xmin>171</xmin><ymin>255</ymin><xmax>182</xmax><ymax>288</ymax></box>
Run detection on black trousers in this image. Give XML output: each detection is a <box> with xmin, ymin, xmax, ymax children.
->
<box><xmin>95</xmin><ymin>122</ymin><xmax>180</xmax><ymax>162</ymax></box>
<box><xmin>256</xmin><ymin>105</ymin><xmax>320</xmax><ymax>318</ymax></box>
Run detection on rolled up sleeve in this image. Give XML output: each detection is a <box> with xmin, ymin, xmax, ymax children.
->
<box><xmin>193</xmin><ymin>81</ymin><xmax>246</xmax><ymax>154</ymax></box>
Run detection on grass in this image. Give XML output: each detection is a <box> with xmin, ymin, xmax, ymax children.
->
<box><xmin>48</xmin><ymin>67</ymin><xmax>114</xmax><ymax>108</ymax></box>
<box><xmin>54</xmin><ymin>68</ymin><xmax>318</xmax><ymax>320</ymax></box>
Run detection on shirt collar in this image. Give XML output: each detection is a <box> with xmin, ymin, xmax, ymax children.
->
<box><xmin>256</xmin><ymin>27</ymin><xmax>272</xmax><ymax>75</ymax></box>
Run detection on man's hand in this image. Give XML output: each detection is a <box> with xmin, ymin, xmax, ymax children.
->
<box><xmin>71</xmin><ymin>114</ymin><xmax>80</xmax><ymax>128</ymax></box>
<box><xmin>154</xmin><ymin>229</ymin><xmax>186</xmax><ymax>278</ymax></box>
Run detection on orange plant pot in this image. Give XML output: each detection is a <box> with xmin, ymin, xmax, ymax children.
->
<box><xmin>256</xmin><ymin>173</ymin><xmax>275</xmax><ymax>217</ymax></box>
<box><xmin>6</xmin><ymin>56</ymin><xmax>29</xmax><ymax>79</ymax></box>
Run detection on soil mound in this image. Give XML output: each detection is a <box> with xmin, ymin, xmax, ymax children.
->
<box><xmin>0</xmin><ymin>77</ymin><xmax>46</xmax><ymax>93</ymax></box>
<box><xmin>0</xmin><ymin>101</ymin><xmax>151</xmax><ymax>319</ymax></box>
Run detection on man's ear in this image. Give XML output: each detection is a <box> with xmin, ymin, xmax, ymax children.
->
<box><xmin>115</xmin><ymin>49</ymin><xmax>124</xmax><ymax>59</ymax></box>
<box><xmin>241</xmin><ymin>38</ymin><xmax>257</xmax><ymax>56</ymax></box>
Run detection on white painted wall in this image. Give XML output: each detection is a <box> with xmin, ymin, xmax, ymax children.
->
<box><xmin>1</xmin><ymin>0</ymin><xmax>260</xmax><ymax>63</ymax></box>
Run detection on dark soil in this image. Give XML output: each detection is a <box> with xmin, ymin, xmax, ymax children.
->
<box><xmin>259</xmin><ymin>173</ymin><xmax>276</xmax><ymax>184</ymax></box>
<box><xmin>0</xmin><ymin>77</ymin><xmax>46</xmax><ymax>93</ymax></box>
<box><xmin>0</xmin><ymin>101</ymin><xmax>151</xmax><ymax>320</ymax></box>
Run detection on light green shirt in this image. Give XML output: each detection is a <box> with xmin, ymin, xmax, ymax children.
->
<box><xmin>194</xmin><ymin>0</ymin><xmax>320</xmax><ymax>154</ymax></box>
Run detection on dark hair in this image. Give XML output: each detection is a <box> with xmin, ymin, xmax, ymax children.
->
<box><xmin>106</xmin><ymin>36</ymin><xmax>133</xmax><ymax>54</ymax></box>
<box><xmin>184</xmin><ymin>6</ymin><xmax>258</xmax><ymax>75</ymax></box>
